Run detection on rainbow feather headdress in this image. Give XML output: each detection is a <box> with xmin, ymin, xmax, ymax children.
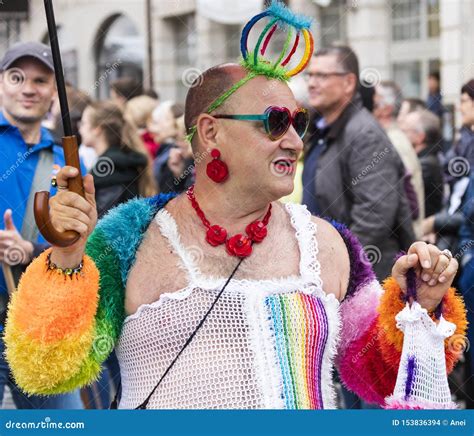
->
<box><xmin>187</xmin><ymin>0</ymin><xmax>314</xmax><ymax>142</ymax></box>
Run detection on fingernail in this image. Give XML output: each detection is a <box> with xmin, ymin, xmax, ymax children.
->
<box><xmin>422</xmin><ymin>274</ymin><xmax>430</xmax><ymax>282</ymax></box>
<box><xmin>439</xmin><ymin>276</ymin><xmax>446</xmax><ymax>283</ymax></box>
<box><xmin>423</xmin><ymin>261</ymin><xmax>431</xmax><ymax>268</ymax></box>
<box><xmin>429</xmin><ymin>279</ymin><xmax>436</xmax><ymax>286</ymax></box>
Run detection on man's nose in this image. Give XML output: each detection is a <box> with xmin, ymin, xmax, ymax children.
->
<box><xmin>21</xmin><ymin>79</ymin><xmax>36</xmax><ymax>95</ymax></box>
<box><xmin>282</xmin><ymin>127</ymin><xmax>304</xmax><ymax>154</ymax></box>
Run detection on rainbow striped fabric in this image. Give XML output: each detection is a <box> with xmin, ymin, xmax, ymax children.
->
<box><xmin>266</xmin><ymin>292</ymin><xmax>329</xmax><ymax>409</ymax></box>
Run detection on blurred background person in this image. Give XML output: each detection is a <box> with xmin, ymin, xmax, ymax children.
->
<box><xmin>79</xmin><ymin>101</ymin><xmax>156</xmax><ymax>218</ymax></box>
<box><xmin>109</xmin><ymin>77</ymin><xmax>143</xmax><ymax>109</ymax></box>
<box><xmin>421</xmin><ymin>80</ymin><xmax>474</xmax><ymax>254</ymax></box>
<box><xmin>143</xmin><ymin>89</ymin><xmax>160</xmax><ymax>100</ymax></box>
<box><xmin>402</xmin><ymin>109</ymin><xmax>444</xmax><ymax>224</ymax></box>
<box><xmin>0</xmin><ymin>41</ymin><xmax>84</xmax><ymax>409</ymax></box>
<box><xmin>374</xmin><ymin>81</ymin><xmax>424</xmax><ymax>238</ymax></box>
<box><xmin>160</xmin><ymin>114</ymin><xmax>195</xmax><ymax>193</ymax></box>
<box><xmin>427</xmin><ymin>71</ymin><xmax>444</xmax><ymax>119</ymax></box>
<box><xmin>48</xmin><ymin>85</ymin><xmax>96</xmax><ymax>171</ymax></box>
<box><xmin>151</xmin><ymin>101</ymin><xmax>194</xmax><ymax>193</ymax></box>
<box><xmin>444</xmin><ymin>79</ymin><xmax>474</xmax><ymax>187</ymax></box>
<box><xmin>125</xmin><ymin>94</ymin><xmax>160</xmax><ymax>158</ymax></box>
<box><xmin>397</xmin><ymin>97</ymin><xmax>426</xmax><ymax>126</ymax></box>
<box><xmin>303</xmin><ymin>45</ymin><xmax>415</xmax><ymax>282</ymax></box>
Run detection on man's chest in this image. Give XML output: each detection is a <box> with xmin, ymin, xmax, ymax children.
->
<box><xmin>125</xmin><ymin>220</ymin><xmax>303</xmax><ymax>316</ymax></box>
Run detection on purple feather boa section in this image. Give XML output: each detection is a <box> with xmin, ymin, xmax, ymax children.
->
<box><xmin>328</xmin><ymin>220</ymin><xmax>376</xmax><ymax>299</ymax></box>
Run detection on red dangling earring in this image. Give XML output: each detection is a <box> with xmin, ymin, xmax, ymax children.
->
<box><xmin>206</xmin><ymin>149</ymin><xmax>229</xmax><ymax>183</ymax></box>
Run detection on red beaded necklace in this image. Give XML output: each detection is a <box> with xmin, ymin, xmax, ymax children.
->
<box><xmin>186</xmin><ymin>185</ymin><xmax>272</xmax><ymax>258</ymax></box>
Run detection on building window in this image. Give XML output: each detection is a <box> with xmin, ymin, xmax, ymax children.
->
<box><xmin>171</xmin><ymin>14</ymin><xmax>196</xmax><ymax>67</ymax></box>
<box><xmin>391</xmin><ymin>0</ymin><xmax>421</xmax><ymax>41</ymax></box>
<box><xmin>426</xmin><ymin>0</ymin><xmax>440</xmax><ymax>38</ymax></box>
<box><xmin>0</xmin><ymin>0</ymin><xmax>27</xmax><ymax>50</ymax></box>
<box><xmin>94</xmin><ymin>14</ymin><xmax>144</xmax><ymax>100</ymax></box>
<box><xmin>393</xmin><ymin>60</ymin><xmax>421</xmax><ymax>98</ymax></box>
<box><xmin>391</xmin><ymin>0</ymin><xmax>439</xmax><ymax>41</ymax></box>
<box><xmin>0</xmin><ymin>19</ymin><xmax>21</xmax><ymax>51</ymax></box>
<box><xmin>319</xmin><ymin>0</ymin><xmax>347</xmax><ymax>47</ymax></box>
<box><xmin>169</xmin><ymin>14</ymin><xmax>196</xmax><ymax>102</ymax></box>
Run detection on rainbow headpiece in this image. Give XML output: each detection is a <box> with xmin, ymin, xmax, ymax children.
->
<box><xmin>187</xmin><ymin>0</ymin><xmax>314</xmax><ymax>142</ymax></box>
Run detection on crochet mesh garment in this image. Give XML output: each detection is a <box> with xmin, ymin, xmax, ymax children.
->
<box><xmin>115</xmin><ymin>203</ymin><xmax>341</xmax><ymax>409</ymax></box>
<box><xmin>385</xmin><ymin>302</ymin><xmax>457</xmax><ymax>409</ymax></box>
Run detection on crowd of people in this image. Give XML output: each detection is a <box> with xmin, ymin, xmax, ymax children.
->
<box><xmin>0</xmin><ymin>37</ymin><xmax>472</xmax><ymax>409</ymax></box>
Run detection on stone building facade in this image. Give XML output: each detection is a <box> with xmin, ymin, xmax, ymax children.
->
<box><xmin>1</xmin><ymin>0</ymin><xmax>473</xmax><ymax>111</ymax></box>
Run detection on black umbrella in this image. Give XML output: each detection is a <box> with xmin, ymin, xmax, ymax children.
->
<box><xmin>34</xmin><ymin>0</ymin><xmax>85</xmax><ymax>247</ymax></box>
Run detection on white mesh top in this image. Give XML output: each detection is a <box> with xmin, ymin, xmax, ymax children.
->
<box><xmin>115</xmin><ymin>203</ymin><xmax>341</xmax><ymax>409</ymax></box>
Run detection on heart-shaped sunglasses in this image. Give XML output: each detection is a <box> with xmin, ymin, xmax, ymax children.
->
<box><xmin>214</xmin><ymin>106</ymin><xmax>309</xmax><ymax>141</ymax></box>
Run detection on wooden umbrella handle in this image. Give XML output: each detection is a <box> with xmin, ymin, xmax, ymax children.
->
<box><xmin>34</xmin><ymin>136</ymin><xmax>85</xmax><ymax>248</ymax></box>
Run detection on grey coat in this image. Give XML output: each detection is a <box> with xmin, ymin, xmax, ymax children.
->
<box><xmin>305</xmin><ymin>96</ymin><xmax>415</xmax><ymax>280</ymax></box>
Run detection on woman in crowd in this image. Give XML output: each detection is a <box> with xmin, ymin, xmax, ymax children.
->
<box><xmin>79</xmin><ymin>101</ymin><xmax>157</xmax><ymax>219</ymax></box>
<box><xmin>150</xmin><ymin>101</ymin><xmax>194</xmax><ymax>193</ymax></box>
<box><xmin>125</xmin><ymin>95</ymin><xmax>160</xmax><ymax>159</ymax></box>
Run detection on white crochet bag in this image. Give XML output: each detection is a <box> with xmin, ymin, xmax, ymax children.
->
<box><xmin>385</xmin><ymin>301</ymin><xmax>457</xmax><ymax>409</ymax></box>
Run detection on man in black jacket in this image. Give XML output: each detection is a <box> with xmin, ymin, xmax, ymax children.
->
<box><xmin>302</xmin><ymin>46</ymin><xmax>415</xmax><ymax>280</ymax></box>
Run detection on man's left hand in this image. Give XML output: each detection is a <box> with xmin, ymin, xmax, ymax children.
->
<box><xmin>392</xmin><ymin>241</ymin><xmax>458</xmax><ymax>312</ymax></box>
<box><xmin>0</xmin><ymin>209</ymin><xmax>33</xmax><ymax>266</ymax></box>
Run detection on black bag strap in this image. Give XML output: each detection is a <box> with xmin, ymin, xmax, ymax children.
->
<box><xmin>110</xmin><ymin>257</ymin><xmax>245</xmax><ymax>410</ymax></box>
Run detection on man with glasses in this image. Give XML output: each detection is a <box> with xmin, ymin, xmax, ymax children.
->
<box><xmin>302</xmin><ymin>45</ymin><xmax>415</xmax><ymax>282</ymax></box>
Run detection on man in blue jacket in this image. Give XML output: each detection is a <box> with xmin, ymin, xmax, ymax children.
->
<box><xmin>0</xmin><ymin>42</ymin><xmax>83</xmax><ymax>408</ymax></box>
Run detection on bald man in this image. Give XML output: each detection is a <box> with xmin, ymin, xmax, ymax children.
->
<box><xmin>5</xmin><ymin>64</ymin><xmax>463</xmax><ymax>409</ymax></box>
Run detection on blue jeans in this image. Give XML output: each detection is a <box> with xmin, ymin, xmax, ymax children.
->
<box><xmin>0</xmin><ymin>336</ymin><xmax>83</xmax><ymax>409</ymax></box>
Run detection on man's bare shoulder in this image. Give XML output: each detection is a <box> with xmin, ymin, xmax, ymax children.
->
<box><xmin>310</xmin><ymin>215</ymin><xmax>350</xmax><ymax>301</ymax></box>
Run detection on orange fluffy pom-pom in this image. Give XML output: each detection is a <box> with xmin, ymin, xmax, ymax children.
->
<box><xmin>8</xmin><ymin>248</ymin><xmax>99</xmax><ymax>344</ymax></box>
<box><xmin>377</xmin><ymin>277</ymin><xmax>405</xmax><ymax>351</ymax></box>
<box><xmin>442</xmin><ymin>288</ymin><xmax>468</xmax><ymax>372</ymax></box>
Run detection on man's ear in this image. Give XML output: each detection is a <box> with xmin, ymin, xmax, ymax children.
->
<box><xmin>196</xmin><ymin>114</ymin><xmax>218</xmax><ymax>149</ymax></box>
<box><xmin>345</xmin><ymin>73</ymin><xmax>358</xmax><ymax>98</ymax></box>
